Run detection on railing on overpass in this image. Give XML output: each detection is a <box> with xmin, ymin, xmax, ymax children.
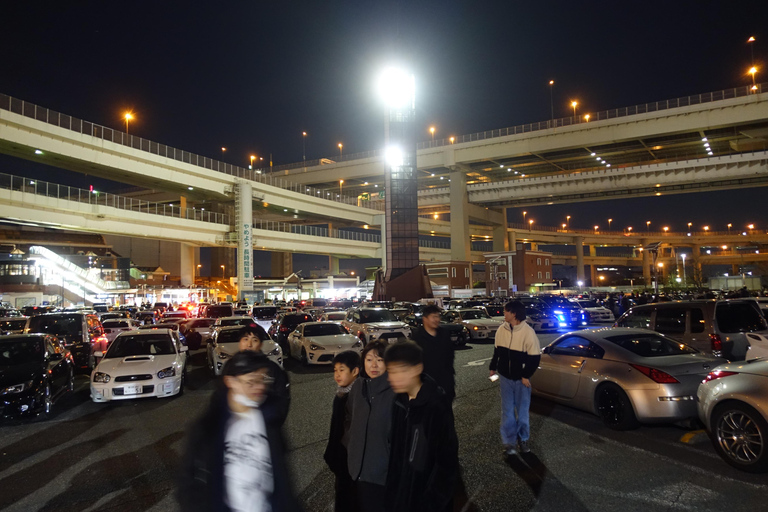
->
<box><xmin>0</xmin><ymin>93</ymin><xmax>379</xmax><ymax>211</ymax></box>
<box><xmin>254</xmin><ymin>220</ymin><xmax>382</xmax><ymax>243</ymax></box>
<box><xmin>0</xmin><ymin>172</ymin><xmax>230</xmax><ymax>224</ymax></box>
<box><xmin>268</xmin><ymin>83</ymin><xmax>766</xmax><ymax>172</ymax></box>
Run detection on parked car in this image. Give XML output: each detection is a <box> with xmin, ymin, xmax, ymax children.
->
<box><xmin>524</xmin><ymin>307</ymin><xmax>558</xmax><ymax>332</ymax></box>
<box><xmin>441</xmin><ymin>308</ymin><xmax>501</xmax><ymax>342</ymax></box>
<box><xmin>538</xmin><ymin>296</ymin><xmax>587</xmax><ymax>328</ymax></box>
<box><xmin>318</xmin><ymin>311</ymin><xmax>347</xmax><ymax>323</ymax></box>
<box><xmin>573</xmin><ymin>299</ymin><xmax>615</xmax><ymax>323</ymax></box>
<box><xmin>286</xmin><ymin>322</ymin><xmax>362</xmax><ymax>365</ymax></box>
<box><xmin>615</xmin><ymin>299</ymin><xmax>768</xmax><ymax>361</ymax></box>
<box><xmin>341</xmin><ymin>308</ymin><xmax>411</xmax><ymax>345</ymax></box>
<box><xmin>697</xmin><ymin>358</ymin><xmax>768</xmax><ymax>472</ymax></box>
<box><xmin>102</xmin><ymin>319</ymin><xmax>141</xmax><ymax>345</ymax></box>
<box><xmin>207</xmin><ymin>325</ymin><xmax>283</xmax><ymax>375</ymax></box>
<box><xmin>206</xmin><ymin>304</ymin><xmax>234</xmax><ymax>319</ymax></box>
<box><xmin>0</xmin><ymin>316</ymin><xmax>28</xmax><ymax>335</ymax></box>
<box><xmin>180</xmin><ymin>318</ymin><xmax>216</xmax><ymax>350</ymax></box>
<box><xmin>90</xmin><ymin>329</ymin><xmax>188</xmax><ymax>402</ymax></box>
<box><xmin>745</xmin><ymin>333</ymin><xmax>768</xmax><ymax>360</ymax></box>
<box><xmin>136</xmin><ymin>311</ymin><xmax>159</xmax><ymax>325</ymax></box>
<box><xmin>531</xmin><ymin>328</ymin><xmax>726</xmax><ymax>430</ymax></box>
<box><xmin>252</xmin><ymin>306</ymin><xmax>278</xmax><ymax>331</ymax></box>
<box><xmin>212</xmin><ymin>316</ymin><xmax>258</xmax><ymax>331</ymax></box>
<box><xmin>0</xmin><ymin>334</ymin><xmax>75</xmax><ymax>419</ymax></box>
<box><xmin>481</xmin><ymin>304</ymin><xmax>506</xmax><ymax>321</ymax></box>
<box><xmin>268</xmin><ymin>313</ymin><xmax>314</xmax><ymax>354</ymax></box>
<box><xmin>25</xmin><ymin>312</ymin><xmax>107</xmax><ymax>372</ymax></box>
<box><xmin>162</xmin><ymin>310</ymin><xmax>190</xmax><ymax>321</ymax></box>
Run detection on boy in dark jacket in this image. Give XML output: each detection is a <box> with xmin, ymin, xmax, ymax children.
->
<box><xmin>324</xmin><ymin>350</ymin><xmax>361</xmax><ymax>512</ymax></box>
<box><xmin>176</xmin><ymin>351</ymin><xmax>301</xmax><ymax>512</ymax></box>
<box><xmin>384</xmin><ymin>341</ymin><xmax>458</xmax><ymax>512</ymax></box>
<box><xmin>409</xmin><ymin>304</ymin><xmax>455</xmax><ymax>401</ymax></box>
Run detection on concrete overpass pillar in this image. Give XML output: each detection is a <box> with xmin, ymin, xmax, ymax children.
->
<box><xmin>449</xmin><ymin>167</ymin><xmax>470</xmax><ymax>261</ymax></box>
<box><xmin>180</xmin><ymin>243</ymin><xmax>195</xmax><ymax>287</ymax></box>
<box><xmin>574</xmin><ymin>236</ymin><xmax>585</xmax><ymax>284</ymax></box>
<box><xmin>271</xmin><ymin>252</ymin><xmax>292</xmax><ymax>277</ymax></box>
<box><xmin>732</xmin><ymin>263</ymin><xmax>740</xmax><ymax>276</ymax></box>
<box><xmin>329</xmin><ymin>256</ymin><xmax>340</xmax><ymax>275</ymax></box>
<box><xmin>492</xmin><ymin>208</ymin><xmax>509</xmax><ymax>252</ymax></box>
<box><xmin>508</xmin><ymin>230</ymin><xmax>517</xmax><ymax>252</ymax></box>
<box><xmin>692</xmin><ymin>246</ymin><xmax>702</xmax><ymax>286</ymax></box>
<box><xmin>642</xmin><ymin>239</ymin><xmax>651</xmax><ymax>288</ymax></box>
<box><xmin>589</xmin><ymin>245</ymin><xmax>597</xmax><ymax>286</ymax></box>
<box><xmin>180</xmin><ymin>196</ymin><xmax>187</xmax><ymax>219</ymax></box>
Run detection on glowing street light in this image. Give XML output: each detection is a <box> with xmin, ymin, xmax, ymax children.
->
<box><xmin>749</xmin><ymin>66</ymin><xmax>758</xmax><ymax>90</ymax></box>
<box><xmin>548</xmin><ymin>80</ymin><xmax>555</xmax><ymax>123</ymax></box>
<box><xmin>687</xmin><ymin>222</ymin><xmax>692</xmax><ymax>232</ymax></box>
<box><xmin>594</xmin><ymin>225</ymin><xmax>599</xmax><ymax>233</ymax></box>
<box><xmin>571</xmin><ymin>100</ymin><xmax>578</xmax><ymax>118</ymax></box>
<box><xmin>727</xmin><ymin>223</ymin><xmax>732</xmax><ymax>233</ymax></box>
<box><xmin>646</xmin><ymin>220</ymin><xmax>651</xmax><ymax>231</ymax></box>
<box><xmin>302</xmin><ymin>132</ymin><xmax>307</xmax><ymax>162</ymax></box>
<box><xmin>249</xmin><ymin>155</ymin><xmax>256</xmax><ymax>169</ymax></box>
<box><xmin>528</xmin><ymin>219</ymin><xmax>534</xmax><ymax>231</ymax></box>
<box><xmin>449</xmin><ymin>136</ymin><xmax>455</xmax><ymax>144</ymax></box>
<box><xmin>124</xmin><ymin>112</ymin><xmax>134</xmax><ymax>133</ymax></box>
<box><xmin>338</xmin><ymin>143</ymin><xmax>343</xmax><ymax>158</ymax></box>
<box><xmin>663</xmin><ymin>226</ymin><xmax>669</xmax><ymax>233</ymax></box>
<box><xmin>221</xmin><ymin>147</ymin><xmax>227</xmax><ymax>159</ymax></box>
<box><xmin>748</xmin><ymin>224</ymin><xmax>755</xmax><ymax>230</ymax></box>
<box><xmin>703</xmin><ymin>225</ymin><xmax>710</xmax><ymax>232</ymax></box>
<box><xmin>562</xmin><ymin>223</ymin><xmax>567</xmax><ymax>230</ymax></box>
<box><xmin>566</xmin><ymin>215</ymin><xmax>571</xmax><ymax>228</ymax></box>
<box><xmin>608</xmin><ymin>218</ymin><xmax>613</xmax><ymax>230</ymax></box>
<box><xmin>220</xmin><ymin>265</ymin><xmax>225</xmax><ymax>277</ymax></box>
<box><xmin>584</xmin><ymin>114</ymin><xmax>590</xmax><ymax>122</ymax></box>
<box><xmin>522</xmin><ymin>211</ymin><xmax>527</xmax><ymax>223</ymax></box>
<box><xmin>429</xmin><ymin>126</ymin><xmax>435</xmax><ymax>141</ymax></box>
<box><xmin>339</xmin><ymin>179</ymin><xmax>344</xmax><ymax>195</ymax></box>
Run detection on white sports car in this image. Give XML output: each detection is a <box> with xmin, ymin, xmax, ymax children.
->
<box><xmin>207</xmin><ymin>325</ymin><xmax>283</xmax><ymax>376</ymax></box>
<box><xmin>90</xmin><ymin>329</ymin><xmax>188</xmax><ymax>402</ymax></box>
<box><xmin>574</xmin><ymin>299</ymin><xmax>615</xmax><ymax>323</ymax></box>
<box><xmin>287</xmin><ymin>322</ymin><xmax>363</xmax><ymax>365</ymax></box>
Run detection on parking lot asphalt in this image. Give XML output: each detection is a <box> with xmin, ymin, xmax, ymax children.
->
<box><xmin>1</xmin><ymin>327</ymin><xmax>766</xmax><ymax>512</ymax></box>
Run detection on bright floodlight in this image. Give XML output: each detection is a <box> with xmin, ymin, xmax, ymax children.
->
<box><xmin>377</xmin><ymin>67</ymin><xmax>415</xmax><ymax>109</ymax></box>
<box><xmin>385</xmin><ymin>146</ymin><xmax>404</xmax><ymax>167</ymax></box>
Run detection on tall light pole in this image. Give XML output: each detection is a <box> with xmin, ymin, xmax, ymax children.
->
<box><xmin>646</xmin><ymin>220</ymin><xmax>651</xmax><ymax>232</ymax></box>
<box><xmin>429</xmin><ymin>126</ymin><xmax>435</xmax><ymax>141</ymax></box>
<box><xmin>339</xmin><ymin>179</ymin><xmax>344</xmax><ymax>196</ymax></box>
<box><xmin>249</xmin><ymin>155</ymin><xmax>256</xmax><ymax>169</ymax></box>
<box><xmin>522</xmin><ymin>211</ymin><xmax>527</xmax><ymax>224</ymax></box>
<box><xmin>124</xmin><ymin>112</ymin><xmax>133</xmax><ymax>133</ymax></box>
<box><xmin>302</xmin><ymin>132</ymin><xmax>307</xmax><ymax>162</ymax></box>
<box><xmin>549</xmin><ymin>80</ymin><xmax>555</xmax><ymax>125</ymax></box>
<box><xmin>748</xmin><ymin>36</ymin><xmax>756</xmax><ymax>67</ymax></box>
<box><xmin>571</xmin><ymin>100</ymin><xmax>578</xmax><ymax>119</ymax></box>
<box><xmin>749</xmin><ymin>66</ymin><xmax>758</xmax><ymax>92</ymax></box>
<box><xmin>681</xmin><ymin>253</ymin><xmax>687</xmax><ymax>289</ymax></box>
<box><xmin>338</xmin><ymin>143</ymin><xmax>343</xmax><ymax>158</ymax></box>
<box><xmin>221</xmin><ymin>147</ymin><xmax>227</xmax><ymax>159</ymax></box>
<box><xmin>221</xmin><ymin>264</ymin><xmax>225</xmax><ymax>278</ymax></box>
<box><xmin>566</xmin><ymin>215</ymin><xmax>571</xmax><ymax>229</ymax></box>
<box><xmin>608</xmin><ymin>218</ymin><xmax>613</xmax><ymax>230</ymax></box>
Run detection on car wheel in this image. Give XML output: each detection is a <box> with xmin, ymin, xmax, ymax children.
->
<box><xmin>300</xmin><ymin>348</ymin><xmax>309</xmax><ymax>366</ymax></box>
<box><xmin>711</xmin><ymin>402</ymin><xmax>768</xmax><ymax>473</ymax></box>
<box><xmin>596</xmin><ymin>383</ymin><xmax>639</xmax><ymax>430</ymax></box>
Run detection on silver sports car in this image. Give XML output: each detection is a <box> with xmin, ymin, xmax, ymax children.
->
<box><xmin>697</xmin><ymin>358</ymin><xmax>768</xmax><ymax>473</ymax></box>
<box><xmin>531</xmin><ymin>327</ymin><xmax>726</xmax><ymax>430</ymax></box>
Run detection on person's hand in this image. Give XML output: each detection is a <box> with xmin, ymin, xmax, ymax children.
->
<box><xmin>489</xmin><ymin>370</ymin><xmax>496</xmax><ymax>378</ymax></box>
<box><xmin>522</xmin><ymin>377</ymin><xmax>531</xmax><ymax>388</ymax></box>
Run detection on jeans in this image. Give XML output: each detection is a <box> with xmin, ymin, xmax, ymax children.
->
<box><xmin>499</xmin><ymin>375</ymin><xmax>532</xmax><ymax>445</ymax></box>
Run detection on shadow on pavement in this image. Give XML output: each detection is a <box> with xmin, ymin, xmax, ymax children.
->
<box><xmin>0</xmin><ymin>429</ymin><xmax>129</xmax><ymax>509</ymax></box>
<box><xmin>38</xmin><ymin>432</ymin><xmax>183</xmax><ymax>512</ymax></box>
<box><xmin>284</xmin><ymin>359</ymin><xmax>334</xmax><ymax>375</ymax></box>
<box><xmin>505</xmin><ymin>451</ymin><xmax>590</xmax><ymax>511</ymax></box>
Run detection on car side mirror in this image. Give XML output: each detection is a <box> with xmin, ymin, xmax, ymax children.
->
<box><xmin>542</xmin><ymin>346</ymin><xmax>552</xmax><ymax>354</ymax></box>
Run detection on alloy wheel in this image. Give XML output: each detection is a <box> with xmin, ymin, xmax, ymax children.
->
<box><xmin>716</xmin><ymin>410</ymin><xmax>765</xmax><ymax>465</ymax></box>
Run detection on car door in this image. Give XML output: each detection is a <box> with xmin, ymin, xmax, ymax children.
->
<box><xmin>45</xmin><ymin>337</ymin><xmax>67</xmax><ymax>393</ymax></box>
<box><xmin>535</xmin><ymin>336</ymin><xmax>595</xmax><ymax>399</ymax></box>
<box><xmin>289</xmin><ymin>325</ymin><xmax>303</xmax><ymax>358</ymax></box>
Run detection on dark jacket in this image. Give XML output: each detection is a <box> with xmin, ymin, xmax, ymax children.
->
<box><xmin>263</xmin><ymin>359</ymin><xmax>291</xmax><ymax>428</ymax></box>
<box><xmin>385</xmin><ymin>376</ymin><xmax>459</xmax><ymax>512</ymax></box>
<box><xmin>346</xmin><ymin>373</ymin><xmax>396</xmax><ymax>485</ymax></box>
<box><xmin>410</xmin><ymin>326</ymin><xmax>456</xmax><ymax>400</ymax></box>
<box><xmin>489</xmin><ymin>321</ymin><xmax>541</xmax><ymax>380</ymax></box>
<box><xmin>324</xmin><ymin>391</ymin><xmax>351</xmax><ymax>475</ymax></box>
<box><xmin>176</xmin><ymin>385</ymin><xmax>302</xmax><ymax>512</ymax></box>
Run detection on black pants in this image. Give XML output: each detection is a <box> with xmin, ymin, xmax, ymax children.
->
<box><xmin>334</xmin><ymin>472</ymin><xmax>357</xmax><ymax>512</ymax></box>
<box><xmin>355</xmin><ymin>481</ymin><xmax>386</xmax><ymax>512</ymax></box>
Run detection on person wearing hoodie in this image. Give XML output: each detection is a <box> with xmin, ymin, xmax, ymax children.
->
<box><xmin>489</xmin><ymin>300</ymin><xmax>542</xmax><ymax>456</ymax></box>
<box><xmin>345</xmin><ymin>340</ymin><xmax>395</xmax><ymax>512</ymax></box>
<box><xmin>384</xmin><ymin>341</ymin><xmax>458</xmax><ymax>512</ymax></box>
<box><xmin>176</xmin><ymin>351</ymin><xmax>302</xmax><ymax>512</ymax></box>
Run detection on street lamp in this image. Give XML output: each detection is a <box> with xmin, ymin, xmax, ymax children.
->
<box><xmin>339</xmin><ymin>179</ymin><xmax>344</xmax><ymax>195</ymax></box>
<box><xmin>704</xmin><ymin>225</ymin><xmax>710</xmax><ymax>232</ymax></box>
<box><xmin>681</xmin><ymin>253</ymin><xmax>687</xmax><ymax>288</ymax></box>
<box><xmin>529</xmin><ymin>219</ymin><xmax>534</xmax><ymax>231</ymax></box>
<box><xmin>549</xmin><ymin>80</ymin><xmax>555</xmax><ymax>124</ymax></box>
<box><xmin>584</xmin><ymin>114</ymin><xmax>590</xmax><ymax>122</ymax></box>
<box><xmin>646</xmin><ymin>220</ymin><xmax>651</xmax><ymax>231</ymax></box>
<box><xmin>249</xmin><ymin>155</ymin><xmax>256</xmax><ymax>169</ymax></box>
<box><xmin>124</xmin><ymin>112</ymin><xmax>133</xmax><ymax>133</ymax></box>
<box><xmin>687</xmin><ymin>222</ymin><xmax>692</xmax><ymax>233</ymax></box>
<box><xmin>302</xmin><ymin>132</ymin><xmax>307</xmax><ymax>162</ymax></box>
<box><xmin>562</xmin><ymin>223</ymin><xmax>567</xmax><ymax>230</ymax></box>
<box><xmin>594</xmin><ymin>225</ymin><xmax>599</xmax><ymax>233</ymax></box>
<box><xmin>608</xmin><ymin>218</ymin><xmax>613</xmax><ymax>230</ymax></box>
<box><xmin>748</xmin><ymin>224</ymin><xmax>755</xmax><ymax>230</ymax></box>
<box><xmin>449</xmin><ymin>136</ymin><xmax>455</xmax><ymax>144</ymax></box>
<box><xmin>221</xmin><ymin>147</ymin><xmax>227</xmax><ymax>160</ymax></box>
<box><xmin>749</xmin><ymin>66</ymin><xmax>758</xmax><ymax>91</ymax></box>
<box><xmin>627</xmin><ymin>226</ymin><xmax>633</xmax><ymax>234</ymax></box>
<box><xmin>429</xmin><ymin>126</ymin><xmax>435</xmax><ymax>141</ymax></box>
<box><xmin>522</xmin><ymin>211</ymin><xmax>527</xmax><ymax>223</ymax></box>
<box><xmin>220</xmin><ymin>265</ymin><xmax>225</xmax><ymax>278</ymax></box>
<box><xmin>727</xmin><ymin>223</ymin><xmax>732</xmax><ymax>233</ymax></box>
<box><xmin>663</xmin><ymin>226</ymin><xmax>669</xmax><ymax>234</ymax></box>
<box><xmin>571</xmin><ymin>100</ymin><xmax>578</xmax><ymax>119</ymax></box>
<box><xmin>566</xmin><ymin>215</ymin><xmax>571</xmax><ymax>228</ymax></box>
<box><xmin>338</xmin><ymin>143</ymin><xmax>343</xmax><ymax>158</ymax></box>
<box><xmin>196</xmin><ymin>264</ymin><xmax>202</xmax><ymax>277</ymax></box>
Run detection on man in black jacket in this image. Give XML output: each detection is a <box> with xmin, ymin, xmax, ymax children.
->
<box><xmin>238</xmin><ymin>324</ymin><xmax>290</xmax><ymax>427</ymax></box>
<box><xmin>409</xmin><ymin>304</ymin><xmax>456</xmax><ymax>401</ymax></box>
<box><xmin>177</xmin><ymin>351</ymin><xmax>301</xmax><ymax>512</ymax></box>
<box><xmin>384</xmin><ymin>341</ymin><xmax>458</xmax><ymax>512</ymax></box>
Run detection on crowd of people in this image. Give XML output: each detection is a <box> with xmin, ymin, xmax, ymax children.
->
<box><xmin>176</xmin><ymin>301</ymin><xmax>540</xmax><ymax>512</ymax></box>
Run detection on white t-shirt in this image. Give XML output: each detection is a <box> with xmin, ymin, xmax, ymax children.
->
<box><xmin>224</xmin><ymin>408</ymin><xmax>274</xmax><ymax>512</ymax></box>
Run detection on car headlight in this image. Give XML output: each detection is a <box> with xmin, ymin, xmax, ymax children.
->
<box><xmin>1</xmin><ymin>381</ymin><xmax>32</xmax><ymax>394</ymax></box>
<box><xmin>553</xmin><ymin>309</ymin><xmax>564</xmax><ymax>315</ymax></box>
<box><xmin>157</xmin><ymin>366</ymin><xmax>176</xmax><ymax>379</ymax></box>
<box><xmin>473</xmin><ymin>325</ymin><xmax>487</xmax><ymax>331</ymax></box>
<box><xmin>352</xmin><ymin>339</ymin><xmax>363</xmax><ymax>348</ymax></box>
<box><xmin>364</xmin><ymin>326</ymin><xmax>376</xmax><ymax>332</ymax></box>
<box><xmin>462</xmin><ymin>327</ymin><xmax>470</xmax><ymax>335</ymax></box>
<box><xmin>93</xmin><ymin>372</ymin><xmax>111</xmax><ymax>383</ymax></box>
<box><xmin>309</xmin><ymin>342</ymin><xmax>325</xmax><ymax>351</ymax></box>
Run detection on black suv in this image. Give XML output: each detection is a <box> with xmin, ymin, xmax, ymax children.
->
<box><xmin>25</xmin><ymin>313</ymin><xmax>106</xmax><ymax>372</ymax></box>
<box><xmin>268</xmin><ymin>312</ymin><xmax>313</xmax><ymax>353</ymax></box>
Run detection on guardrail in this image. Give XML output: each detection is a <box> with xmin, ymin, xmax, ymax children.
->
<box><xmin>254</xmin><ymin>220</ymin><xmax>382</xmax><ymax>243</ymax></box>
<box><xmin>0</xmin><ymin>172</ymin><xmax>231</xmax><ymax>224</ymax></box>
<box><xmin>270</xmin><ymin>83</ymin><xmax>766</xmax><ymax>172</ymax></box>
<box><xmin>0</xmin><ymin>93</ymin><xmax>379</xmax><ymax>210</ymax></box>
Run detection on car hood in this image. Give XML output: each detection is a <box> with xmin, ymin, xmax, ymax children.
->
<box><xmin>0</xmin><ymin>362</ymin><xmax>43</xmax><ymax>386</ymax></box>
<box><xmin>306</xmin><ymin>334</ymin><xmax>360</xmax><ymax>346</ymax></box>
<box><xmin>463</xmin><ymin>319</ymin><xmax>502</xmax><ymax>327</ymax></box>
<box><xmin>630</xmin><ymin>353</ymin><xmax>727</xmax><ymax>376</ymax></box>
<box><xmin>365</xmin><ymin>322</ymin><xmax>407</xmax><ymax>329</ymax></box>
<box><xmin>215</xmin><ymin>342</ymin><xmax>240</xmax><ymax>355</ymax></box>
<box><xmin>96</xmin><ymin>354</ymin><xmax>178</xmax><ymax>374</ymax></box>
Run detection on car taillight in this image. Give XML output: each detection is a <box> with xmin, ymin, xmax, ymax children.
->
<box><xmin>629</xmin><ymin>364</ymin><xmax>679</xmax><ymax>384</ymax></box>
<box><xmin>709</xmin><ymin>334</ymin><xmax>722</xmax><ymax>352</ymax></box>
<box><xmin>703</xmin><ymin>370</ymin><xmax>738</xmax><ymax>383</ymax></box>
<box><xmin>280</xmin><ymin>326</ymin><xmax>291</xmax><ymax>332</ymax></box>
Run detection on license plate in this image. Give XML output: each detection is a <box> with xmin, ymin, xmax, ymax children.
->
<box><xmin>123</xmin><ymin>385</ymin><xmax>142</xmax><ymax>395</ymax></box>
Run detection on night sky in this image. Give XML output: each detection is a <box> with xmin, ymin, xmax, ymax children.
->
<box><xmin>2</xmin><ymin>1</ymin><xmax>767</xmax><ymax>274</ymax></box>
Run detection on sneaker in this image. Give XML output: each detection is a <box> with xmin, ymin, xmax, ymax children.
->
<box><xmin>504</xmin><ymin>444</ymin><xmax>518</xmax><ymax>456</ymax></box>
<box><xmin>518</xmin><ymin>440</ymin><xmax>531</xmax><ymax>454</ymax></box>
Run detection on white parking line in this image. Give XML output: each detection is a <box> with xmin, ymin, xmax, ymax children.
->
<box><xmin>464</xmin><ymin>357</ymin><xmax>493</xmax><ymax>367</ymax></box>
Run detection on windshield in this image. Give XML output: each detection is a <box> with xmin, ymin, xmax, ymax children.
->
<box><xmin>28</xmin><ymin>315</ymin><xmax>82</xmax><ymax>337</ymax></box>
<box><xmin>716</xmin><ymin>302</ymin><xmax>768</xmax><ymax>333</ymax></box>
<box><xmin>326</xmin><ymin>312</ymin><xmax>346</xmax><ymax>320</ymax></box>
<box><xmin>460</xmin><ymin>310</ymin><xmax>490</xmax><ymax>320</ymax></box>
<box><xmin>253</xmin><ymin>307</ymin><xmax>278</xmax><ymax>318</ymax></box>
<box><xmin>191</xmin><ymin>319</ymin><xmax>215</xmax><ymax>328</ymax></box>
<box><xmin>304</xmin><ymin>324</ymin><xmax>347</xmax><ymax>336</ymax></box>
<box><xmin>105</xmin><ymin>335</ymin><xmax>175</xmax><ymax>358</ymax></box>
<box><xmin>485</xmin><ymin>306</ymin><xmax>504</xmax><ymax>316</ymax></box>
<box><xmin>606</xmin><ymin>333</ymin><xmax>697</xmax><ymax>356</ymax></box>
<box><xmin>359</xmin><ymin>310</ymin><xmax>397</xmax><ymax>323</ymax></box>
<box><xmin>0</xmin><ymin>338</ymin><xmax>45</xmax><ymax>365</ymax></box>
<box><xmin>103</xmin><ymin>320</ymin><xmax>131</xmax><ymax>328</ymax></box>
<box><xmin>1</xmin><ymin>319</ymin><xmax>27</xmax><ymax>331</ymax></box>
<box><xmin>220</xmin><ymin>318</ymin><xmax>253</xmax><ymax>326</ymax></box>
